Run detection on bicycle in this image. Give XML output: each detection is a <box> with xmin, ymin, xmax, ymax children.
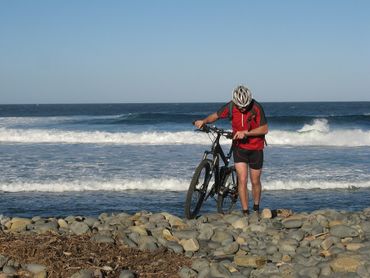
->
<box><xmin>184</xmin><ymin>125</ymin><xmax>239</xmax><ymax>219</ymax></box>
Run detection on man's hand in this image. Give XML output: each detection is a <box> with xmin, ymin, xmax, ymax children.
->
<box><xmin>233</xmin><ymin>131</ymin><xmax>247</xmax><ymax>140</ymax></box>
<box><xmin>193</xmin><ymin>120</ymin><xmax>205</xmax><ymax>129</ymax></box>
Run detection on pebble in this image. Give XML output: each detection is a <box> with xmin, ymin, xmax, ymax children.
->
<box><xmin>0</xmin><ymin>208</ymin><xmax>369</xmax><ymax>277</ymax></box>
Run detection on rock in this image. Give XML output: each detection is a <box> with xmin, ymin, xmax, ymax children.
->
<box><xmin>2</xmin><ymin>265</ymin><xmax>17</xmax><ymax>275</ymax></box>
<box><xmin>249</xmin><ymin>223</ymin><xmax>266</xmax><ymax>233</ymax></box>
<box><xmin>234</xmin><ymin>255</ymin><xmax>267</xmax><ymax>268</ymax></box>
<box><xmin>25</xmin><ymin>263</ymin><xmax>47</xmax><ymax>274</ymax></box>
<box><xmin>288</xmin><ymin>230</ymin><xmax>305</xmax><ymax>242</ymax></box>
<box><xmin>178</xmin><ymin>266</ymin><xmax>197</xmax><ymax>278</ymax></box>
<box><xmin>345</xmin><ymin>243</ymin><xmax>365</xmax><ymax>251</ymax></box>
<box><xmin>0</xmin><ymin>255</ymin><xmax>8</xmax><ymax>268</ymax></box>
<box><xmin>91</xmin><ymin>234</ymin><xmax>115</xmax><ymax>244</ymax></box>
<box><xmin>9</xmin><ymin>217</ymin><xmax>32</xmax><ymax>232</ymax></box>
<box><xmin>33</xmin><ymin>271</ymin><xmax>48</xmax><ymax>278</ymax></box>
<box><xmin>192</xmin><ymin>258</ymin><xmax>210</xmax><ymax>272</ymax></box>
<box><xmin>161</xmin><ymin>212</ymin><xmax>187</xmax><ymax>229</ymax></box>
<box><xmin>223</xmin><ymin>241</ymin><xmax>239</xmax><ymax>255</ymax></box>
<box><xmin>70</xmin><ymin>269</ymin><xmax>94</xmax><ymax>278</ymax></box>
<box><xmin>261</xmin><ymin>208</ymin><xmax>272</xmax><ymax>219</ymax></box>
<box><xmin>282</xmin><ymin>218</ymin><xmax>303</xmax><ymax>229</ymax></box>
<box><xmin>84</xmin><ymin>217</ymin><xmax>98</xmax><ymax>227</ymax></box>
<box><xmin>119</xmin><ymin>270</ymin><xmax>135</xmax><ymax>278</ymax></box>
<box><xmin>173</xmin><ymin>229</ymin><xmax>199</xmax><ymax>239</ymax></box>
<box><xmin>34</xmin><ymin>222</ymin><xmax>59</xmax><ymax>234</ymax></box>
<box><xmin>198</xmin><ymin>223</ymin><xmax>214</xmax><ymax>240</ymax></box>
<box><xmin>57</xmin><ymin>219</ymin><xmax>69</xmax><ymax>229</ymax></box>
<box><xmin>298</xmin><ymin>266</ymin><xmax>320</xmax><ymax>277</ymax></box>
<box><xmin>180</xmin><ymin>238</ymin><xmax>199</xmax><ymax>252</ymax></box>
<box><xmin>321</xmin><ymin>236</ymin><xmax>336</xmax><ymax>250</ymax></box>
<box><xmin>330</xmin><ymin>225</ymin><xmax>359</xmax><ymax>238</ymax></box>
<box><xmin>70</xmin><ymin>222</ymin><xmax>90</xmax><ymax>235</ymax></box>
<box><xmin>166</xmin><ymin>241</ymin><xmax>184</xmax><ymax>253</ymax></box>
<box><xmin>211</xmin><ymin>229</ymin><xmax>233</xmax><ymax>243</ymax></box>
<box><xmin>138</xmin><ymin>236</ymin><xmax>158</xmax><ymax>251</ymax></box>
<box><xmin>128</xmin><ymin>226</ymin><xmax>148</xmax><ymax>236</ymax></box>
<box><xmin>231</xmin><ymin>218</ymin><xmax>248</xmax><ymax>230</ymax></box>
<box><xmin>162</xmin><ymin>228</ymin><xmax>178</xmax><ymax>242</ymax></box>
<box><xmin>330</xmin><ymin>255</ymin><xmax>364</xmax><ymax>272</ymax></box>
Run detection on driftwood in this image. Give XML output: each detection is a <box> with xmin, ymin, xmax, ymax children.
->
<box><xmin>0</xmin><ymin>232</ymin><xmax>191</xmax><ymax>277</ymax></box>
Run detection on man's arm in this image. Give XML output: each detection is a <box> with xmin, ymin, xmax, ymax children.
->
<box><xmin>194</xmin><ymin>112</ymin><xmax>219</xmax><ymax>129</ymax></box>
<box><xmin>233</xmin><ymin>124</ymin><xmax>268</xmax><ymax>140</ymax></box>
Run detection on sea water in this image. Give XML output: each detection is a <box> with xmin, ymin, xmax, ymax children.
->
<box><xmin>0</xmin><ymin>102</ymin><xmax>369</xmax><ymax>217</ymax></box>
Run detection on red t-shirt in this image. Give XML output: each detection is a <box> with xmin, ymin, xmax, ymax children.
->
<box><xmin>217</xmin><ymin>100</ymin><xmax>267</xmax><ymax>150</ymax></box>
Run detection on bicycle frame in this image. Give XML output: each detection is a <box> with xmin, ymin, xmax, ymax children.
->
<box><xmin>201</xmin><ymin>128</ymin><xmax>234</xmax><ymax>200</ymax></box>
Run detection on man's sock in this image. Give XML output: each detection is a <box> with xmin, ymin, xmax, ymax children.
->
<box><xmin>253</xmin><ymin>204</ymin><xmax>260</xmax><ymax>212</ymax></box>
<box><xmin>242</xmin><ymin>209</ymin><xmax>249</xmax><ymax>215</ymax></box>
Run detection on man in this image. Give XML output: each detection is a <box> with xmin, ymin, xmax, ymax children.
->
<box><xmin>194</xmin><ymin>85</ymin><xmax>268</xmax><ymax>215</ymax></box>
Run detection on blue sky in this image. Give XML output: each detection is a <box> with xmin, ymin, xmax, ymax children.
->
<box><xmin>0</xmin><ymin>1</ymin><xmax>369</xmax><ymax>103</ymax></box>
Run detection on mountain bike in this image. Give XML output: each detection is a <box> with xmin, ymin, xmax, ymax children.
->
<box><xmin>184</xmin><ymin>125</ymin><xmax>239</xmax><ymax>219</ymax></box>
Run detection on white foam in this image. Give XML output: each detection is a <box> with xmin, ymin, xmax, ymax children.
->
<box><xmin>0</xmin><ymin>120</ymin><xmax>370</xmax><ymax>147</ymax></box>
<box><xmin>1</xmin><ymin>178</ymin><xmax>369</xmax><ymax>192</ymax></box>
<box><xmin>0</xmin><ymin>178</ymin><xmax>189</xmax><ymax>192</ymax></box>
<box><xmin>298</xmin><ymin>119</ymin><xmax>330</xmax><ymax>133</ymax></box>
<box><xmin>263</xmin><ymin>180</ymin><xmax>370</xmax><ymax>191</ymax></box>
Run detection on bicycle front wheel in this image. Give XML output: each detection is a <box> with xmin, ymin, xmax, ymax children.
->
<box><xmin>184</xmin><ymin>159</ymin><xmax>213</xmax><ymax>219</ymax></box>
<box><xmin>217</xmin><ymin>168</ymin><xmax>238</xmax><ymax>214</ymax></box>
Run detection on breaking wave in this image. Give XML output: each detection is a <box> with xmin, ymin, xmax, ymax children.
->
<box><xmin>1</xmin><ymin>178</ymin><xmax>369</xmax><ymax>192</ymax></box>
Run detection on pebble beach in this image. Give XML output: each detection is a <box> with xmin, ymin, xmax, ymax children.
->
<box><xmin>1</xmin><ymin>207</ymin><xmax>370</xmax><ymax>277</ymax></box>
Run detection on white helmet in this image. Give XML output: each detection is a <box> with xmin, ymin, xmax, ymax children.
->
<box><xmin>232</xmin><ymin>85</ymin><xmax>252</xmax><ymax>108</ymax></box>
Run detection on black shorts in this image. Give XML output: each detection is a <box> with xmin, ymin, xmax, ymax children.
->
<box><xmin>233</xmin><ymin>148</ymin><xmax>264</xmax><ymax>169</ymax></box>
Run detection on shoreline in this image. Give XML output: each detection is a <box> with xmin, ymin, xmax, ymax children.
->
<box><xmin>1</xmin><ymin>208</ymin><xmax>370</xmax><ymax>277</ymax></box>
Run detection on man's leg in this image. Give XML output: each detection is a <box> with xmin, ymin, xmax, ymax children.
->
<box><xmin>250</xmin><ymin>168</ymin><xmax>262</xmax><ymax>209</ymax></box>
<box><xmin>235</xmin><ymin>162</ymin><xmax>249</xmax><ymax>212</ymax></box>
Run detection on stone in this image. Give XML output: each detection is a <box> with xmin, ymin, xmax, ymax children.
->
<box><xmin>0</xmin><ymin>255</ymin><xmax>8</xmax><ymax>268</ymax></box>
<box><xmin>26</xmin><ymin>263</ymin><xmax>47</xmax><ymax>274</ymax></box>
<box><xmin>223</xmin><ymin>241</ymin><xmax>239</xmax><ymax>255</ymax></box>
<box><xmin>138</xmin><ymin>236</ymin><xmax>158</xmax><ymax>251</ymax></box>
<box><xmin>211</xmin><ymin>229</ymin><xmax>233</xmax><ymax>243</ymax></box>
<box><xmin>234</xmin><ymin>255</ymin><xmax>267</xmax><ymax>268</ymax></box>
<box><xmin>173</xmin><ymin>229</ymin><xmax>199</xmax><ymax>239</ymax></box>
<box><xmin>57</xmin><ymin>219</ymin><xmax>69</xmax><ymax>229</ymax></box>
<box><xmin>261</xmin><ymin>208</ymin><xmax>272</xmax><ymax>219</ymax></box>
<box><xmin>321</xmin><ymin>236</ymin><xmax>336</xmax><ymax>250</ymax></box>
<box><xmin>70</xmin><ymin>269</ymin><xmax>94</xmax><ymax>278</ymax></box>
<box><xmin>161</xmin><ymin>212</ymin><xmax>187</xmax><ymax>229</ymax></box>
<box><xmin>330</xmin><ymin>225</ymin><xmax>359</xmax><ymax>238</ymax></box>
<box><xmin>91</xmin><ymin>234</ymin><xmax>115</xmax><ymax>244</ymax></box>
<box><xmin>330</xmin><ymin>256</ymin><xmax>364</xmax><ymax>272</ymax></box>
<box><xmin>162</xmin><ymin>228</ymin><xmax>178</xmax><ymax>242</ymax></box>
<box><xmin>345</xmin><ymin>242</ymin><xmax>365</xmax><ymax>251</ymax></box>
<box><xmin>282</xmin><ymin>218</ymin><xmax>303</xmax><ymax>229</ymax></box>
<box><xmin>119</xmin><ymin>270</ymin><xmax>135</xmax><ymax>278</ymax></box>
<box><xmin>70</xmin><ymin>222</ymin><xmax>90</xmax><ymax>235</ymax></box>
<box><xmin>34</xmin><ymin>222</ymin><xmax>59</xmax><ymax>234</ymax></box>
<box><xmin>2</xmin><ymin>265</ymin><xmax>17</xmax><ymax>275</ymax></box>
<box><xmin>191</xmin><ymin>258</ymin><xmax>210</xmax><ymax>272</ymax></box>
<box><xmin>231</xmin><ymin>218</ymin><xmax>248</xmax><ymax>230</ymax></box>
<box><xmin>128</xmin><ymin>225</ymin><xmax>148</xmax><ymax>236</ymax></box>
<box><xmin>178</xmin><ymin>266</ymin><xmax>197</xmax><ymax>278</ymax></box>
<box><xmin>198</xmin><ymin>223</ymin><xmax>214</xmax><ymax>240</ymax></box>
<box><xmin>33</xmin><ymin>271</ymin><xmax>48</xmax><ymax>278</ymax></box>
<box><xmin>166</xmin><ymin>241</ymin><xmax>184</xmax><ymax>253</ymax></box>
<box><xmin>197</xmin><ymin>267</ymin><xmax>211</xmax><ymax>278</ymax></box>
<box><xmin>9</xmin><ymin>217</ymin><xmax>32</xmax><ymax>232</ymax></box>
<box><xmin>180</xmin><ymin>238</ymin><xmax>199</xmax><ymax>252</ymax></box>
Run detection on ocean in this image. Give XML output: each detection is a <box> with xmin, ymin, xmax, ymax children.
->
<box><xmin>0</xmin><ymin>102</ymin><xmax>369</xmax><ymax>218</ymax></box>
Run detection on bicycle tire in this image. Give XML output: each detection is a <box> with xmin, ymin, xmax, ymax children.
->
<box><xmin>217</xmin><ymin>168</ymin><xmax>238</xmax><ymax>214</ymax></box>
<box><xmin>184</xmin><ymin>159</ymin><xmax>213</xmax><ymax>219</ymax></box>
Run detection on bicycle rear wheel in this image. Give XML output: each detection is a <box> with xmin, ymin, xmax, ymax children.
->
<box><xmin>217</xmin><ymin>168</ymin><xmax>238</xmax><ymax>214</ymax></box>
<box><xmin>184</xmin><ymin>159</ymin><xmax>213</xmax><ymax>219</ymax></box>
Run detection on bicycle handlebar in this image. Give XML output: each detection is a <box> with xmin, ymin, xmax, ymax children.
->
<box><xmin>196</xmin><ymin>125</ymin><xmax>233</xmax><ymax>139</ymax></box>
